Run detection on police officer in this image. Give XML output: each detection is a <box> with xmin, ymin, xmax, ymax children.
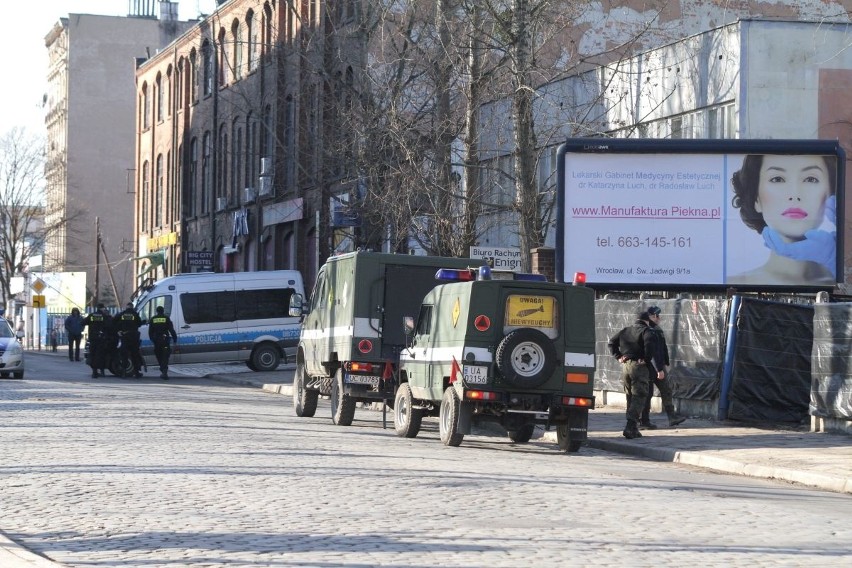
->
<box><xmin>607</xmin><ymin>309</ymin><xmax>662</xmax><ymax>439</ymax></box>
<box><xmin>639</xmin><ymin>306</ymin><xmax>686</xmax><ymax>429</ymax></box>
<box><xmin>148</xmin><ymin>306</ymin><xmax>177</xmax><ymax>379</ymax></box>
<box><xmin>83</xmin><ymin>303</ymin><xmax>112</xmax><ymax>378</ymax></box>
<box><xmin>115</xmin><ymin>302</ymin><xmax>144</xmax><ymax>378</ymax></box>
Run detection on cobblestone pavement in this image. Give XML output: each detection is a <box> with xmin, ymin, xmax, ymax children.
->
<box><xmin>2</xmin><ymin>370</ymin><xmax>852</xmax><ymax>567</ymax></box>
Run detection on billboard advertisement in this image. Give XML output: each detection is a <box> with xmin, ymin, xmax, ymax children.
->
<box><xmin>556</xmin><ymin>139</ymin><xmax>844</xmax><ymax>289</ymax></box>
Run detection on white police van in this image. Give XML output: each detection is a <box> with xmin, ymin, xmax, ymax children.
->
<box><xmin>133</xmin><ymin>271</ymin><xmax>304</xmax><ymax>372</ymax></box>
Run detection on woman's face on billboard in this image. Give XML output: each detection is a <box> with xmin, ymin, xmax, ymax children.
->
<box><xmin>755</xmin><ymin>155</ymin><xmax>832</xmax><ymax>240</ymax></box>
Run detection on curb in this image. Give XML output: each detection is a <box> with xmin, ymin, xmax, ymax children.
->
<box><xmin>542</xmin><ymin>431</ymin><xmax>852</xmax><ymax>494</ymax></box>
<box><xmin>0</xmin><ymin>532</ymin><xmax>65</xmax><ymax>568</ymax></box>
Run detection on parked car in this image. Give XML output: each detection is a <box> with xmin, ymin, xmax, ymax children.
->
<box><xmin>0</xmin><ymin>318</ymin><xmax>25</xmax><ymax>379</ymax></box>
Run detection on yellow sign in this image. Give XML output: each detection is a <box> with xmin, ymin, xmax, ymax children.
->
<box><xmin>452</xmin><ymin>297</ymin><xmax>461</xmax><ymax>327</ymax></box>
<box><xmin>506</xmin><ymin>295</ymin><xmax>555</xmax><ymax>328</ymax></box>
<box><xmin>32</xmin><ymin>295</ymin><xmax>46</xmax><ymax>308</ymax></box>
<box><xmin>32</xmin><ymin>278</ymin><xmax>47</xmax><ymax>294</ymax></box>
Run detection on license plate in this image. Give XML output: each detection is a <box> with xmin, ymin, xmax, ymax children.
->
<box><xmin>346</xmin><ymin>374</ymin><xmax>380</xmax><ymax>386</ymax></box>
<box><xmin>463</xmin><ymin>365</ymin><xmax>489</xmax><ymax>384</ymax></box>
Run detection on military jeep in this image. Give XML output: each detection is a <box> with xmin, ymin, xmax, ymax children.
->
<box><xmin>395</xmin><ymin>267</ymin><xmax>596</xmax><ymax>452</ymax></box>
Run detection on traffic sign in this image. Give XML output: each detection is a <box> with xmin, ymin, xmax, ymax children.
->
<box><xmin>32</xmin><ymin>295</ymin><xmax>46</xmax><ymax>308</ymax></box>
<box><xmin>32</xmin><ymin>278</ymin><xmax>47</xmax><ymax>294</ymax></box>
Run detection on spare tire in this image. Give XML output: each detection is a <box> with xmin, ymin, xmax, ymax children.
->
<box><xmin>495</xmin><ymin>328</ymin><xmax>557</xmax><ymax>388</ymax></box>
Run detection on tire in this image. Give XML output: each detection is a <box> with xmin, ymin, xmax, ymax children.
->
<box><xmin>293</xmin><ymin>360</ymin><xmax>318</xmax><ymax>418</ymax></box>
<box><xmin>250</xmin><ymin>343</ymin><xmax>281</xmax><ymax>372</ymax></box>
<box><xmin>556</xmin><ymin>424</ymin><xmax>582</xmax><ymax>453</ymax></box>
<box><xmin>110</xmin><ymin>354</ymin><xmax>134</xmax><ymax>378</ymax></box>
<box><xmin>495</xmin><ymin>328</ymin><xmax>557</xmax><ymax>389</ymax></box>
<box><xmin>12</xmin><ymin>371</ymin><xmax>23</xmax><ymax>379</ymax></box>
<box><xmin>393</xmin><ymin>383</ymin><xmax>422</xmax><ymax>438</ymax></box>
<box><xmin>507</xmin><ymin>423</ymin><xmax>536</xmax><ymax>443</ymax></box>
<box><xmin>331</xmin><ymin>369</ymin><xmax>356</xmax><ymax>426</ymax></box>
<box><xmin>246</xmin><ymin>360</ymin><xmax>258</xmax><ymax>371</ymax></box>
<box><xmin>439</xmin><ymin>387</ymin><xmax>464</xmax><ymax>447</ymax></box>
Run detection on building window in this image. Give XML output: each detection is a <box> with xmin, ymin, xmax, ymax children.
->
<box><xmin>247</xmin><ymin>10</ymin><xmax>257</xmax><ymax>71</ymax></box>
<box><xmin>284</xmin><ymin>96</ymin><xmax>294</xmax><ymax>188</ymax></box>
<box><xmin>202</xmin><ymin>41</ymin><xmax>213</xmax><ymax>96</ymax></box>
<box><xmin>166</xmin><ymin>67</ymin><xmax>172</xmax><ymax>117</ymax></box>
<box><xmin>141</xmin><ymin>83</ymin><xmax>150</xmax><ymax>130</ymax></box>
<box><xmin>233</xmin><ymin>118</ymin><xmax>243</xmax><ymax>198</ymax></box>
<box><xmin>141</xmin><ymin>161</ymin><xmax>150</xmax><ymax>230</ymax></box>
<box><xmin>189</xmin><ymin>50</ymin><xmax>198</xmax><ymax>102</ymax></box>
<box><xmin>156</xmin><ymin>73</ymin><xmax>165</xmax><ymax>123</ymax></box>
<box><xmin>232</xmin><ymin>19</ymin><xmax>243</xmax><ymax>81</ymax></box>
<box><xmin>247</xmin><ymin>114</ymin><xmax>257</xmax><ymax>189</ymax></box>
<box><xmin>218</xmin><ymin>28</ymin><xmax>227</xmax><ymax>86</ymax></box>
<box><xmin>176</xmin><ymin>145</ymin><xmax>182</xmax><ymax>222</ymax></box>
<box><xmin>155</xmin><ymin>154</ymin><xmax>164</xmax><ymax>227</ymax></box>
<box><xmin>219</xmin><ymin>126</ymin><xmax>228</xmax><ymax>202</ymax></box>
<box><xmin>202</xmin><ymin>131</ymin><xmax>211</xmax><ymax>213</ymax></box>
<box><xmin>188</xmin><ymin>138</ymin><xmax>198</xmax><ymax>217</ymax></box>
<box><xmin>175</xmin><ymin>62</ymin><xmax>183</xmax><ymax>111</ymax></box>
<box><xmin>263</xmin><ymin>3</ymin><xmax>273</xmax><ymax>56</ymax></box>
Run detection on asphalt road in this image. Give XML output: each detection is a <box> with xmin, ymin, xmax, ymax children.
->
<box><xmin>1</xmin><ymin>354</ymin><xmax>850</xmax><ymax>567</ymax></box>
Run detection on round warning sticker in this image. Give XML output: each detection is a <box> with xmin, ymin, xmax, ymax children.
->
<box><xmin>474</xmin><ymin>315</ymin><xmax>491</xmax><ymax>331</ymax></box>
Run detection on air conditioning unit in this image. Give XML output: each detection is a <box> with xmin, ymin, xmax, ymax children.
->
<box><xmin>258</xmin><ymin>176</ymin><xmax>273</xmax><ymax>196</ymax></box>
<box><xmin>216</xmin><ymin>197</ymin><xmax>228</xmax><ymax>211</ymax></box>
<box><xmin>260</xmin><ymin>157</ymin><xmax>273</xmax><ymax>175</ymax></box>
<box><xmin>243</xmin><ymin>187</ymin><xmax>256</xmax><ymax>203</ymax></box>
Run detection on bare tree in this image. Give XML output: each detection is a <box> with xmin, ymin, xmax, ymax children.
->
<box><xmin>0</xmin><ymin>129</ymin><xmax>50</xmax><ymax>310</ymax></box>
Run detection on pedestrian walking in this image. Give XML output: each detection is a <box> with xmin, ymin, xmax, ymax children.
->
<box><xmin>64</xmin><ymin>308</ymin><xmax>84</xmax><ymax>361</ymax></box>
<box><xmin>607</xmin><ymin>309</ymin><xmax>662</xmax><ymax>439</ymax></box>
<box><xmin>639</xmin><ymin>306</ymin><xmax>687</xmax><ymax>430</ymax></box>
<box><xmin>115</xmin><ymin>302</ymin><xmax>144</xmax><ymax>378</ymax></box>
<box><xmin>148</xmin><ymin>306</ymin><xmax>177</xmax><ymax>379</ymax></box>
<box><xmin>49</xmin><ymin>328</ymin><xmax>58</xmax><ymax>352</ymax></box>
<box><xmin>83</xmin><ymin>304</ymin><xmax>112</xmax><ymax>378</ymax></box>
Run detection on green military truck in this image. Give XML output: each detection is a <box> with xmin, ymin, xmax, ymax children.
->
<box><xmin>289</xmin><ymin>251</ymin><xmax>485</xmax><ymax>425</ymax></box>
<box><xmin>394</xmin><ymin>266</ymin><xmax>596</xmax><ymax>452</ymax></box>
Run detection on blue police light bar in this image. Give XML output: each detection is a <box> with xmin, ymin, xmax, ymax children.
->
<box><xmin>513</xmin><ymin>273</ymin><xmax>547</xmax><ymax>282</ymax></box>
<box><xmin>477</xmin><ymin>266</ymin><xmax>492</xmax><ymax>281</ymax></box>
<box><xmin>435</xmin><ymin>268</ymin><xmax>476</xmax><ymax>281</ymax></box>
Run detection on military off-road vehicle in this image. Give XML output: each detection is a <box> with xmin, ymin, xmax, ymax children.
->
<box><xmin>288</xmin><ymin>251</ymin><xmax>485</xmax><ymax>425</ymax></box>
<box><xmin>394</xmin><ymin>266</ymin><xmax>596</xmax><ymax>452</ymax></box>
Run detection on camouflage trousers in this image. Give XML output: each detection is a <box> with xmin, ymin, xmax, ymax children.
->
<box><xmin>620</xmin><ymin>360</ymin><xmax>650</xmax><ymax>423</ymax></box>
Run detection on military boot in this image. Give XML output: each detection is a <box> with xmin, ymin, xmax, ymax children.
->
<box><xmin>622</xmin><ymin>419</ymin><xmax>642</xmax><ymax>439</ymax></box>
<box><xmin>666</xmin><ymin>405</ymin><xmax>686</xmax><ymax>427</ymax></box>
<box><xmin>638</xmin><ymin>419</ymin><xmax>658</xmax><ymax>430</ymax></box>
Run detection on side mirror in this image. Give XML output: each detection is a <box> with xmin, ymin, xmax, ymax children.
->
<box><xmin>289</xmin><ymin>293</ymin><xmax>304</xmax><ymax>317</ymax></box>
<box><xmin>403</xmin><ymin>316</ymin><xmax>415</xmax><ymax>336</ymax></box>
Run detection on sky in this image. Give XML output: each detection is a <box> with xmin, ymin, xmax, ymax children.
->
<box><xmin>0</xmin><ymin>0</ymin><xmax>217</xmax><ymax>136</ymax></box>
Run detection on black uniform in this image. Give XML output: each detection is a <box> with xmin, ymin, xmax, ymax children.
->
<box><xmin>115</xmin><ymin>306</ymin><xmax>144</xmax><ymax>377</ymax></box>
<box><xmin>83</xmin><ymin>308</ymin><xmax>112</xmax><ymax>378</ymax></box>
<box><xmin>607</xmin><ymin>318</ymin><xmax>660</xmax><ymax>437</ymax></box>
<box><xmin>148</xmin><ymin>309</ymin><xmax>178</xmax><ymax>379</ymax></box>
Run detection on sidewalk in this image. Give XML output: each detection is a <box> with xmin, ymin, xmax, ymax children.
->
<box><xmin>24</xmin><ymin>349</ymin><xmax>852</xmax><ymax>494</ymax></box>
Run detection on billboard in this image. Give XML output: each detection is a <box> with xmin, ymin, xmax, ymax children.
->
<box><xmin>556</xmin><ymin>139</ymin><xmax>844</xmax><ymax>290</ymax></box>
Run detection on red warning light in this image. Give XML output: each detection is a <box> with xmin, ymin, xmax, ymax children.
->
<box><xmin>573</xmin><ymin>272</ymin><xmax>587</xmax><ymax>286</ymax></box>
<box><xmin>474</xmin><ymin>315</ymin><xmax>491</xmax><ymax>331</ymax></box>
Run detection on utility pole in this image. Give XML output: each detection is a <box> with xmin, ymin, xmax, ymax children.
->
<box><xmin>94</xmin><ymin>216</ymin><xmax>101</xmax><ymax>308</ymax></box>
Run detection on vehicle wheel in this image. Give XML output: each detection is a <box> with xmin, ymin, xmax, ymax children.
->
<box><xmin>0</xmin><ymin>372</ymin><xmax>9</xmax><ymax>378</ymax></box>
<box><xmin>246</xmin><ymin>360</ymin><xmax>258</xmax><ymax>371</ymax></box>
<box><xmin>556</xmin><ymin>424</ymin><xmax>582</xmax><ymax>453</ymax></box>
<box><xmin>331</xmin><ymin>369</ymin><xmax>356</xmax><ymax>426</ymax></box>
<box><xmin>12</xmin><ymin>371</ymin><xmax>23</xmax><ymax>379</ymax></box>
<box><xmin>495</xmin><ymin>328</ymin><xmax>557</xmax><ymax>389</ymax></box>
<box><xmin>293</xmin><ymin>360</ymin><xmax>318</xmax><ymax>418</ymax></box>
<box><xmin>439</xmin><ymin>387</ymin><xmax>464</xmax><ymax>447</ymax></box>
<box><xmin>507</xmin><ymin>423</ymin><xmax>536</xmax><ymax>443</ymax></box>
<box><xmin>109</xmin><ymin>355</ymin><xmax>135</xmax><ymax>378</ymax></box>
<box><xmin>250</xmin><ymin>343</ymin><xmax>281</xmax><ymax>372</ymax></box>
<box><xmin>393</xmin><ymin>383</ymin><xmax>422</xmax><ymax>438</ymax></box>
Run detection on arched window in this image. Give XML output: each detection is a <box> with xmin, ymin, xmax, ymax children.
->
<box><xmin>232</xmin><ymin>117</ymin><xmax>243</xmax><ymax>198</ymax></box>
<box><xmin>156</xmin><ymin>73</ymin><xmax>164</xmax><ymax>122</ymax></box>
<box><xmin>140</xmin><ymin>82</ymin><xmax>150</xmax><ymax>130</ymax></box>
<box><xmin>263</xmin><ymin>3</ymin><xmax>273</xmax><ymax>55</ymax></box>
<box><xmin>247</xmin><ymin>113</ymin><xmax>257</xmax><ymax>189</ymax></box>
<box><xmin>188</xmin><ymin>137</ymin><xmax>198</xmax><ymax>217</ymax></box>
<box><xmin>165</xmin><ymin>66</ymin><xmax>172</xmax><ymax>117</ymax></box>
<box><xmin>232</xmin><ymin>19</ymin><xmax>243</xmax><ymax>81</ymax></box>
<box><xmin>175</xmin><ymin>60</ymin><xmax>184</xmax><ymax>111</ymax></box>
<box><xmin>141</xmin><ymin>161</ymin><xmax>150</xmax><ymax>230</ymax></box>
<box><xmin>202</xmin><ymin>40</ymin><xmax>213</xmax><ymax>96</ymax></box>
<box><xmin>218</xmin><ymin>28</ymin><xmax>227</xmax><ymax>86</ymax></box>
<box><xmin>219</xmin><ymin>125</ymin><xmax>228</xmax><ymax>202</ymax></box>
<box><xmin>189</xmin><ymin>48</ymin><xmax>198</xmax><ymax>102</ymax></box>
<box><xmin>155</xmin><ymin>154</ymin><xmax>163</xmax><ymax>227</ymax></box>
<box><xmin>201</xmin><ymin>131</ymin><xmax>212</xmax><ymax>213</ymax></box>
<box><xmin>246</xmin><ymin>10</ymin><xmax>256</xmax><ymax>71</ymax></box>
